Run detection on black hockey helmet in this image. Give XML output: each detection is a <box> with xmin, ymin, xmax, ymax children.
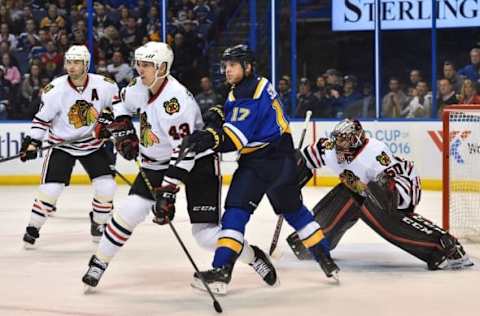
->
<box><xmin>221</xmin><ymin>44</ymin><xmax>255</xmax><ymax>72</ymax></box>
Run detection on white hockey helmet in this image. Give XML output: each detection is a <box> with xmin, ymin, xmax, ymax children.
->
<box><xmin>134</xmin><ymin>41</ymin><xmax>174</xmax><ymax>78</ymax></box>
<box><xmin>64</xmin><ymin>45</ymin><xmax>91</xmax><ymax>71</ymax></box>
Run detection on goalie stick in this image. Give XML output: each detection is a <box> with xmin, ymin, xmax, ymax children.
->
<box><xmin>268</xmin><ymin>110</ymin><xmax>312</xmax><ymax>256</ymax></box>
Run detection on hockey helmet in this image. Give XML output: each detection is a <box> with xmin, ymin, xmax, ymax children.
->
<box><xmin>134</xmin><ymin>41</ymin><xmax>174</xmax><ymax>78</ymax></box>
<box><xmin>64</xmin><ymin>45</ymin><xmax>91</xmax><ymax>71</ymax></box>
<box><xmin>330</xmin><ymin>118</ymin><xmax>366</xmax><ymax>163</ymax></box>
<box><xmin>221</xmin><ymin>44</ymin><xmax>255</xmax><ymax>73</ymax></box>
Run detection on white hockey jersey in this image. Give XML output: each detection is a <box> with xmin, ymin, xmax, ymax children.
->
<box><xmin>114</xmin><ymin>76</ymin><xmax>204</xmax><ymax>171</ymax></box>
<box><xmin>30</xmin><ymin>74</ymin><xmax>120</xmax><ymax>156</ymax></box>
<box><xmin>303</xmin><ymin>138</ymin><xmax>421</xmax><ymax>210</ymax></box>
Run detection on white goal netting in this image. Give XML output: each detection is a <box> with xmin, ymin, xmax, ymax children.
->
<box><xmin>446</xmin><ymin>108</ymin><xmax>480</xmax><ymax>241</ymax></box>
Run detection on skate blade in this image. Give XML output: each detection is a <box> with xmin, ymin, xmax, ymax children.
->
<box><xmin>329</xmin><ymin>270</ymin><xmax>340</xmax><ymax>284</ymax></box>
<box><xmin>191</xmin><ymin>278</ymin><xmax>227</xmax><ymax>295</ymax></box>
<box><xmin>83</xmin><ymin>285</ymin><xmax>95</xmax><ymax>294</ymax></box>
<box><xmin>23</xmin><ymin>242</ymin><xmax>36</xmax><ymax>250</ymax></box>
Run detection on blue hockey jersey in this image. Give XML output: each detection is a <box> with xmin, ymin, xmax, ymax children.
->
<box><xmin>222</xmin><ymin>76</ymin><xmax>291</xmax><ymax>154</ymax></box>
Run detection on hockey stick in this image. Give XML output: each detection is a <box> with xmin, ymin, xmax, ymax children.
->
<box><xmin>0</xmin><ymin>139</ymin><xmax>80</xmax><ymax>163</ymax></box>
<box><xmin>134</xmin><ymin>159</ymin><xmax>223</xmax><ymax>314</ymax></box>
<box><xmin>109</xmin><ymin>165</ymin><xmax>133</xmax><ymax>186</ymax></box>
<box><xmin>269</xmin><ymin>110</ymin><xmax>312</xmax><ymax>257</ymax></box>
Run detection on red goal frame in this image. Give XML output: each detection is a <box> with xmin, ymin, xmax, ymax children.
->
<box><xmin>442</xmin><ymin>104</ymin><xmax>480</xmax><ymax>231</ymax></box>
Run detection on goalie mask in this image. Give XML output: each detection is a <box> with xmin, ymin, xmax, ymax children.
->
<box><xmin>331</xmin><ymin>119</ymin><xmax>366</xmax><ymax>164</ymax></box>
<box><xmin>64</xmin><ymin>45</ymin><xmax>91</xmax><ymax>71</ymax></box>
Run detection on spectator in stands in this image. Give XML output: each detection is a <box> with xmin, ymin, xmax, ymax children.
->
<box><xmin>96</xmin><ymin>59</ymin><xmax>110</xmax><ymax>78</ymax></box>
<box><xmin>458</xmin><ymin>79</ymin><xmax>480</xmax><ymax>105</ymax></box>
<box><xmin>94</xmin><ymin>3</ymin><xmax>117</xmax><ymax>38</ymax></box>
<box><xmin>403</xmin><ymin>81</ymin><xmax>432</xmax><ymax>118</ymax></box>
<box><xmin>0</xmin><ymin>65</ymin><xmax>10</xmax><ymax>120</ymax></box>
<box><xmin>437</xmin><ymin>79</ymin><xmax>458</xmax><ymax>117</ymax></box>
<box><xmin>193</xmin><ymin>0</ymin><xmax>211</xmax><ymax>21</ymax></box>
<box><xmin>107</xmin><ymin>51</ymin><xmax>133</xmax><ymax>88</ymax></box>
<box><xmin>195</xmin><ymin>76</ymin><xmax>222</xmax><ymax>115</ymax></box>
<box><xmin>17</xmin><ymin>19</ymin><xmax>40</xmax><ymax>52</ymax></box>
<box><xmin>337</xmin><ymin>75</ymin><xmax>362</xmax><ymax>118</ymax></box>
<box><xmin>408</xmin><ymin>69</ymin><xmax>423</xmax><ymax>90</ymax></box>
<box><xmin>40</xmin><ymin>4</ymin><xmax>66</xmax><ymax>30</ymax></box>
<box><xmin>40</xmin><ymin>41</ymin><xmax>63</xmax><ymax>78</ymax></box>
<box><xmin>121</xmin><ymin>16</ymin><xmax>143</xmax><ymax>50</ymax></box>
<box><xmin>382</xmin><ymin>77</ymin><xmax>408</xmax><ymax>118</ymax></box>
<box><xmin>172</xmin><ymin>32</ymin><xmax>195</xmax><ymax>89</ymax></box>
<box><xmin>20</xmin><ymin>63</ymin><xmax>42</xmax><ymax>119</ymax></box>
<box><xmin>1</xmin><ymin>53</ymin><xmax>21</xmax><ymax>86</ymax></box>
<box><xmin>0</xmin><ymin>6</ymin><xmax>13</xmax><ymax>32</ymax></box>
<box><xmin>0</xmin><ymin>41</ymin><xmax>11</xmax><ymax>60</ymax></box>
<box><xmin>314</xmin><ymin>75</ymin><xmax>326</xmax><ymax>95</ymax></box>
<box><xmin>48</xmin><ymin>22</ymin><xmax>61</xmax><ymax>42</ymax></box>
<box><xmin>57</xmin><ymin>31</ymin><xmax>70</xmax><ymax>53</ymax></box>
<box><xmin>443</xmin><ymin>61</ymin><xmax>464</xmax><ymax>94</ymax></box>
<box><xmin>458</xmin><ymin>48</ymin><xmax>480</xmax><ymax>82</ymax></box>
<box><xmin>295</xmin><ymin>77</ymin><xmax>322</xmax><ymax>118</ymax></box>
<box><xmin>278</xmin><ymin>77</ymin><xmax>292</xmax><ymax>116</ymax></box>
<box><xmin>0</xmin><ymin>23</ymin><xmax>18</xmax><ymax>50</ymax></box>
<box><xmin>56</xmin><ymin>0</ymin><xmax>71</xmax><ymax>17</ymax></box>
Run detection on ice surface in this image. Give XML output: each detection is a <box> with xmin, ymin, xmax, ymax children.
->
<box><xmin>0</xmin><ymin>185</ymin><xmax>479</xmax><ymax>315</ymax></box>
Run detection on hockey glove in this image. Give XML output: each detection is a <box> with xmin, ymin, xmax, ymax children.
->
<box><xmin>108</xmin><ymin>116</ymin><xmax>139</xmax><ymax>161</ymax></box>
<box><xmin>179</xmin><ymin>128</ymin><xmax>220</xmax><ymax>155</ymax></box>
<box><xmin>203</xmin><ymin>105</ymin><xmax>225</xmax><ymax>129</ymax></box>
<box><xmin>152</xmin><ymin>183</ymin><xmax>180</xmax><ymax>225</ymax></box>
<box><xmin>93</xmin><ymin>108</ymin><xmax>114</xmax><ymax>139</ymax></box>
<box><xmin>366</xmin><ymin>171</ymin><xmax>398</xmax><ymax>212</ymax></box>
<box><xmin>294</xmin><ymin>149</ymin><xmax>313</xmax><ymax>189</ymax></box>
<box><xmin>20</xmin><ymin>136</ymin><xmax>42</xmax><ymax>162</ymax></box>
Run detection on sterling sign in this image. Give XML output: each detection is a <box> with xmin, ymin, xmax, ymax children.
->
<box><xmin>332</xmin><ymin>0</ymin><xmax>480</xmax><ymax>31</ymax></box>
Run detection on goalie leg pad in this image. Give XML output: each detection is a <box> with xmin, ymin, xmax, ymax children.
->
<box><xmin>360</xmin><ymin>199</ymin><xmax>455</xmax><ymax>269</ymax></box>
<box><xmin>286</xmin><ymin>184</ymin><xmax>362</xmax><ymax>260</ymax></box>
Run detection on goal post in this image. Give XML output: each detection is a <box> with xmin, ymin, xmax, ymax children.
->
<box><xmin>442</xmin><ymin>105</ymin><xmax>480</xmax><ymax>241</ymax></box>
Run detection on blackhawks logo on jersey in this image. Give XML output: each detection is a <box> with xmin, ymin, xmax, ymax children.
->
<box><xmin>140</xmin><ymin>112</ymin><xmax>159</xmax><ymax>147</ymax></box>
<box><xmin>164</xmin><ymin>97</ymin><xmax>180</xmax><ymax>115</ymax></box>
<box><xmin>339</xmin><ymin>169</ymin><xmax>366</xmax><ymax>194</ymax></box>
<box><xmin>68</xmin><ymin>100</ymin><xmax>98</xmax><ymax>128</ymax></box>
<box><xmin>321</xmin><ymin>138</ymin><xmax>335</xmax><ymax>150</ymax></box>
<box><xmin>376</xmin><ymin>151</ymin><xmax>391</xmax><ymax>166</ymax></box>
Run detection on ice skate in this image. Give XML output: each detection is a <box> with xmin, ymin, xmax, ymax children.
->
<box><xmin>82</xmin><ymin>255</ymin><xmax>108</xmax><ymax>293</ymax></box>
<box><xmin>191</xmin><ymin>265</ymin><xmax>233</xmax><ymax>295</ymax></box>
<box><xmin>249</xmin><ymin>245</ymin><xmax>279</xmax><ymax>286</ymax></box>
<box><xmin>23</xmin><ymin>226</ymin><xmax>39</xmax><ymax>249</ymax></box>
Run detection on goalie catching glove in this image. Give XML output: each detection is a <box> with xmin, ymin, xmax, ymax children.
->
<box><xmin>107</xmin><ymin>116</ymin><xmax>139</xmax><ymax>160</ymax></box>
<box><xmin>152</xmin><ymin>181</ymin><xmax>180</xmax><ymax>225</ymax></box>
<box><xmin>20</xmin><ymin>136</ymin><xmax>42</xmax><ymax>162</ymax></box>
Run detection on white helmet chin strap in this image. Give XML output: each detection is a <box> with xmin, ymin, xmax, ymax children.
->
<box><xmin>147</xmin><ymin>65</ymin><xmax>168</xmax><ymax>90</ymax></box>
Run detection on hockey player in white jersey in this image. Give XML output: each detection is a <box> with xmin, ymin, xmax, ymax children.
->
<box><xmin>81</xmin><ymin>42</ymin><xmax>277</xmax><ymax>291</ymax></box>
<box><xmin>20</xmin><ymin>45</ymin><xmax>120</xmax><ymax>247</ymax></box>
<box><xmin>288</xmin><ymin>118</ymin><xmax>473</xmax><ymax>270</ymax></box>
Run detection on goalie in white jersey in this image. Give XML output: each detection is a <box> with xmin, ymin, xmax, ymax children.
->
<box><xmin>81</xmin><ymin>42</ymin><xmax>277</xmax><ymax>291</ymax></box>
<box><xmin>288</xmin><ymin>118</ymin><xmax>473</xmax><ymax>270</ymax></box>
<box><xmin>20</xmin><ymin>45</ymin><xmax>120</xmax><ymax>247</ymax></box>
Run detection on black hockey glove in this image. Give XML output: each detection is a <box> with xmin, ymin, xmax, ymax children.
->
<box><xmin>93</xmin><ymin>108</ymin><xmax>114</xmax><ymax>139</ymax></box>
<box><xmin>20</xmin><ymin>136</ymin><xmax>42</xmax><ymax>162</ymax></box>
<box><xmin>366</xmin><ymin>171</ymin><xmax>398</xmax><ymax>212</ymax></box>
<box><xmin>294</xmin><ymin>149</ymin><xmax>313</xmax><ymax>189</ymax></box>
<box><xmin>108</xmin><ymin>116</ymin><xmax>139</xmax><ymax>161</ymax></box>
<box><xmin>153</xmin><ymin>184</ymin><xmax>180</xmax><ymax>225</ymax></box>
<box><xmin>203</xmin><ymin>105</ymin><xmax>225</xmax><ymax>129</ymax></box>
<box><xmin>179</xmin><ymin>128</ymin><xmax>221</xmax><ymax>155</ymax></box>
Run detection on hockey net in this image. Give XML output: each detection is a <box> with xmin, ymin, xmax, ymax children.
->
<box><xmin>443</xmin><ymin>105</ymin><xmax>480</xmax><ymax>242</ymax></box>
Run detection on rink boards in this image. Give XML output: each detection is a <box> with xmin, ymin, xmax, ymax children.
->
<box><xmin>0</xmin><ymin>120</ymin><xmax>457</xmax><ymax>190</ymax></box>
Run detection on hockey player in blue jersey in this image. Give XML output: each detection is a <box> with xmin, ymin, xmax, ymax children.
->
<box><xmin>177</xmin><ymin>44</ymin><xmax>339</xmax><ymax>294</ymax></box>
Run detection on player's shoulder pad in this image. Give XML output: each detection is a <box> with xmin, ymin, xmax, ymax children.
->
<box><xmin>230</xmin><ymin>76</ymin><xmax>267</xmax><ymax>101</ymax></box>
<box><xmin>102</xmin><ymin>76</ymin><xmax>116</xmax><ymax>85</ymax></box>
<box><xmin>41</xmin><ymin>76</ymin><xmax>64</xmax><ymax>95</ymax></box>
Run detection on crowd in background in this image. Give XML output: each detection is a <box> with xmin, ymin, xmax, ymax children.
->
<box><xmin>283</xmin><ymin>47</ymin><xmax>480</xmax><ymax>120</ymax></box>
<box><xmin>0</xmin><ymin>1</ymin><xmax>479</xmax><ymax>121</ymax></box>
<box><xmin>0</xmin><ymin>0</ymin><xmax>234</xmax><ymax>120</ymax></box>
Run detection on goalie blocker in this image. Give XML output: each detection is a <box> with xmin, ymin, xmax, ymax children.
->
<box><xmin>287</xmin><ymin>182</ymin><xmax>472</xmax><ymax>270</ymax></box>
